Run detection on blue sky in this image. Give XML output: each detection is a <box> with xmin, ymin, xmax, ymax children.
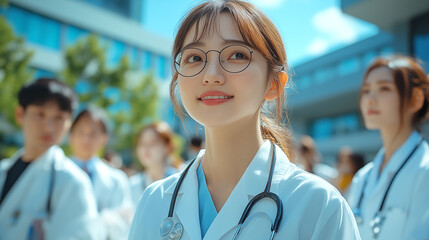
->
<box><xmin>141</xmin><ymin>0</ymin><xmax>379</xmax><ymax>66</ymax></box>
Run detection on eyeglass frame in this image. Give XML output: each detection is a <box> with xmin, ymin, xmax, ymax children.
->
<box><xmin>174</xmin><ymin>44</ymin><xmax>254</xmax><ymax>77</ymax></box>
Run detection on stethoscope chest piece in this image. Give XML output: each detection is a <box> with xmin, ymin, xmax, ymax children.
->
<box><xmin>369</xmin><ymin>213</ymin><xmax>384</xmax><ymax>239</ymax></box>
<box><xmin>160</xmin><ymin>216</ymin><xmax>183</xmax><ymax>240</ymax></box>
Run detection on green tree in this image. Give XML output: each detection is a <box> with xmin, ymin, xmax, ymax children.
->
<box><xmin>62</xmin><ymin>35</ymin><xmax>159</xmax><ymax>151</ymax></box>
<box><xmin>0</xmin><ymin>16</ymin><xmax>33</xmax><ymax>134</ymax></box>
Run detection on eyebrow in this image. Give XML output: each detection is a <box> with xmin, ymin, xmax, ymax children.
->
<box><xmin>181</xmin><ymin>39</ymin><xmax>250</xmax><ymax>51</ymax></box>
<box><xmin>363</xmin><ymin>80</ymin><xmax>395</xmax><ymax>85</ymax></box>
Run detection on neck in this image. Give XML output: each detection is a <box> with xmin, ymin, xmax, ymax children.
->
<box><xmin>379</xmin><ymin>124</ymin><xmax>414</xmax><ymax>173</ymax></box>
<box><xmin>22</xmin><ymin>144</ymin><xmax>51</xmax><ymax>162</ymax></box>
<box><xmin>146</xmin><ymin>162</ymin><xmax>166</xmax><ymax>182</ymax></box>
<box><xmin>74</xmin><ymin>154</ymin><xmax>93</xmax><ymax>162</ymax></box>
<box><xmin>202</xmin><ymin>114</ymin><xmax>264</xmax><ymax>205</ymax></box>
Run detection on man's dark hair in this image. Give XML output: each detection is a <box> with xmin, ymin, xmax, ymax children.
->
<box><xmin>71</xmin><ymin>106</ymin><xmax>110</xmax><ymax>134</ymax></box>
<box><xmin>18</xmin><ymin>78</ymin><xmax>78</xmax><ymax>113</ymax></box>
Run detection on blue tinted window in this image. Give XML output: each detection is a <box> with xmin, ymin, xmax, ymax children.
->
<box><xmin>107</xmin><ymin>40</ymin><xmax>126</xmax><ymax>66</ymax></box>
<box><xmin>129</xmin><ymin>47</ymin><xmax>139</xmax><ymax>68</ymax></box>
<box><xmin>5</xmin><ymin>6</ymin><xmax>27</xmax><ymax>36</ymax></box>
<box><xmin>412</xmin><ymin>13</ymin><xmax>429</xmax><ymax>72</ymax></box>
<box><xmin>66</xmin><ymin>25</ymin><xmax>88</xmax><ymax>46</ymax></box>
<box><xmin>74</xmin><ymin>80</ymin><xmax>91</xmax><ymax>95</ymax></box>
<box><xmin>27</xmin><ymin>13</ymin><xmax>43</xmax><ymax>44</ymax></box>
<box><xmin>140</xmin><ymin>50</ymin><xmax>152</xmax><ymax>71</ymax></box>
<box><xmin>338</xmin><ymin>57</ymin><xmax>360</xmax><ymax>76</ymax></box>
<box><xmin>43</xmin><ymin>18</ymin><xmax>61</xmax><ymax>49</ymax></box>
<box><xmin>312</xmin><ymin>118</ymin><xmax>333</xmax><ymax>140</ymax></box>
<box><xmin>334</xmin><ymin>114</ymin><xmax>360</xmax><ymax>135</ymax></box>
<box><xmin>34</xmin><ymin>68</ymin><xmax>55</xmax><ymax>79</ymax></box>
<box><xmin>314</xmin><ymin>67</ymin><xmax>335</xmax><ymax>84</ymax></box>
<box><xmin>157</xmin><ymin>56</ymin><xmax>167</xmax><ymax>79</ymax></box>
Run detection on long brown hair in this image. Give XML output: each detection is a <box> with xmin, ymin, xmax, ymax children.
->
<box><xmin>360</xmin><ymin>55</ymin><xmax>429</xmax><ymax>129</ymax></box>
<box><xmin>169</xmin><ymin>0</ymin><xmax>294</xmax><ymax>160</ymax></box>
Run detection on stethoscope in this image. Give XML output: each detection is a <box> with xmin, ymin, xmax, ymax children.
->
<box><xmin>353</xmin><ymin>137</ymin><xmax>423</xmax><ymax>239</ymax></box>
<box><xmin>160</xmin><ymin>142</ymin><xmax>283</xmax><ymax>240</ymax></box>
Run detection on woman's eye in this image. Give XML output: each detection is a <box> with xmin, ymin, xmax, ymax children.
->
<box><xmin>380</xmin><ymin>86</ymin><xmax>390</xmax><ymax>91</ymax></box>
<box><xmin>361</xmin><ymin>88</ymin><xmax>369</xmax><ymax>94</ymax></box>
<box><xmin>187</xmin><ymin>55</ymin><xmax>203</xmax><ymax>63</ymax></box>
<box><xmin>230</xmin><ymin>52</ymin><xmax>247</xmax><ymax>60</ymax></box>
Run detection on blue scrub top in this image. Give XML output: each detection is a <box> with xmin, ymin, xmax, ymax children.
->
<box><xmin>197</xmin><ymin>163</ymin><xmax>218</xmax><ymax>238</ymax></box>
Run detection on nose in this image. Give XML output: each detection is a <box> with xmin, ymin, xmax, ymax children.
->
<box><xmin>202</xmin><ymin>51</ymin><xmax>226</xmax><ymax>85</ymax></box>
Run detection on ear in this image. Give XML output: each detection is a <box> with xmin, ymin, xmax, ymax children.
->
<box><xmin>265</xmin><ymin>71</ymin><xmax>288</xmax><ymax>101</ymax></box>
<box><xmin>100</xmin><ymin>133</ymin><xmax>109</xmax><ymax>147</ymax></box>
<box><xmin>15</xmin><ymin>106</ymin><xmax>24</xmax><ymax>126</ymax></box>
<box><xmin>410</xmin><ymin>88</ymin><xmax>425</xmax><ymax>114</ymax></box>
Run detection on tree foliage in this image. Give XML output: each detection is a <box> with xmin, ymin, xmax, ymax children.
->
<box><xmin>0</xmin><ymin>16</ymin><xmax>33</xmax><ymax>132</ymax></box>
<box><xmin>61</xmin><ymin>35</ymin><xmax>159</xmax><ymax>151</ymax></box>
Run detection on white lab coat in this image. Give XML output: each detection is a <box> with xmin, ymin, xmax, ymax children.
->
<box><xmin>129</xmin><ymin>167</ymin><xmax>177</xmax><ymax>206</ymax></box>
<box><xmin>129</xmin><ymin>141</ymin><xmax>360</xmax><ymax>240</ymax></box>
<box><xmin>347</xmin><ymin>131</ymin><xmax>429</xmax><ymax>240</ymax></box>
<box><xmin>0</xmin><ymin>146</ymin><xmax>102</xmax><ymax>240</ymax></box>
<box><xmin>77</xmin><ymin>157</ymin><xmax>133</xmax><ymax>240</ymax></box>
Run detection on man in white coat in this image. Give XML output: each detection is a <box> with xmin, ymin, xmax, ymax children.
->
<box><xmin>0</xmin><ymin>78</ymin><xmax>103</xmax><ymax>239</ymax></box>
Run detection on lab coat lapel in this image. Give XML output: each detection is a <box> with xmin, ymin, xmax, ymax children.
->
<box><xmin>204</xmin><ymin>141</ymin><xmax>275</xmax><ymax>240</ymax></box>
<box><xmin>366</xmin><ymin>131</ymin><xmax>421</xmax><ymax>202</ymax></box>
<box><xmin>165</xmin><ymin>156</ymin><xmax>202</xmax><ymax>240</ymax></box>
<box><xmin>0</xmin><ymin>147</ymin><xmax>55</xmax><ymax>219</ymax></box>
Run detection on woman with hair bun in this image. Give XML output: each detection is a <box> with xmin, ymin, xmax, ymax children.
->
<box><xmin>348</xmin><ymin>55</ymin><xmax>429</xmax><ymax>240</ymax></box>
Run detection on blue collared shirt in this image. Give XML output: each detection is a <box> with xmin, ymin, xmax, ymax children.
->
<box><xmin>197</xmin><ymin>162</ymin><xmax>218</xmax><ymax>238</ymax></box>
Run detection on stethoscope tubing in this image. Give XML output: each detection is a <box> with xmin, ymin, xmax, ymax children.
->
<box><xmin>165</xmin><ymin>142</ymin><xmax>283</xmax><ymax>239</ymax></box>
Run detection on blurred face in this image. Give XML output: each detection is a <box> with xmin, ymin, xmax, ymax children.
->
<box><xmin>136</xmin><ymin>129</ymin><xmax>169</xmax><ymax>168</ymax></box>
<box><xmin>69</xmin><ymin>115</ymin><xmax>107</xmax><ymax>161</ymax></box>
<box><xmin>337</xmin><ymin>152</ymin><xmax>353</xmax><ymax>174</ymax></box>
<box><xmin>360</xmin><ymin>67</ymin><xmax>402</xmax><ymax>130</ymax></box>
<box><xmin>16</xmin><ymin>101</ymin><xmax>71</xmax><ymax>153</ymax></box>
<box><xmin>177</xmin><ymin>13</ymin><xmax>271</xmax><ymax>127</ymax></box>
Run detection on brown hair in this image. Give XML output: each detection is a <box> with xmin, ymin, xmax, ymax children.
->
<box><xmin>360</xmin><ymin>55</ymin><xmax>429</xmax><ymax>129</ymax></box>
<box><xmin>169</xmin><ymin>0</ymin><xmax>294</xmax><ymax>160</ymax></box>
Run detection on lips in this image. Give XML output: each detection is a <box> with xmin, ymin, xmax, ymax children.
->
<box><xmin>367</xmin><ymin>109</ymin><xmax>380</xmax><ymax>115</ymax></box>
<box><xmin>41</xmin><ymin>135</ymin><xmax>54</xmax><ymax>142</ymax></box>
<box><xmin>198</xmin><ymin>91</ymin><xmax>234</xmax><ymax>106</ymax></box>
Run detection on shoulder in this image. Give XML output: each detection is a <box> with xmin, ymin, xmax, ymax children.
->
<box><xmin>95</xmin><ymin>158</ymin><xmax>129</xmax><ymax>183</ymax></box>
<box><xmin>277</xmin><ymin>164</ymin><xmax>343</xmax><ymax>205</ymax></box>
<box><xmin>353</xmin><ymin>161</ymin><xmax>374</xmax><ymax>183</ymax></box>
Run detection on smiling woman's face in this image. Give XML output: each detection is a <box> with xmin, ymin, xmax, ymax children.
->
<box><xmin>177</xmin><ymin>13</ymin><xmax>271</xmax><ymax>128</ymax></box>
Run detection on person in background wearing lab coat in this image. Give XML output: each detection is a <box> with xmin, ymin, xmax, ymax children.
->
<box><xmin>347</xmin><ymin>55</ymin><xmax>429</xmax><ymax>240</ymax></box>
<box><xmin>129</xmin><ymin>1</ymin><xmax>360</xmax><ymax>239</ymax></box>
<box><xmin>296</xmin><ymin>135</ymin><xmax>338</xmax><ymax>184</ymax></box>
<box><xmin>0</xmin><ymin>78</ymin><xmax>101</xmax><ymax>239</ymax></box>
<box><xmin>69</xmin><ymin>106</ymin><xmax>133</xmax><ymax>240</ymax></box>
<box><xmin>129</xmin><ymin>122</ymin><xmax>178</xmax><ymax>206</ymax></box>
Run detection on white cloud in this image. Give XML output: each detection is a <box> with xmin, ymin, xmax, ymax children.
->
<box><xmin>305</xmin><ymin>6</ymin><xmax>364</xmax><ymax>56</ymax></box>
<box><xmin>247</xmin><ymin>0</ymin><xmax>285</xmax><ymax>8</ymax></box>
<box><xmin>312</xmin><ymin>7</ymin><xmax>359</xmax><ymax>43</ymax></box>
<box><xmin>307</xmin><ymin>38</ymin><xmax>329</xmax><ymax>55</ymax></box>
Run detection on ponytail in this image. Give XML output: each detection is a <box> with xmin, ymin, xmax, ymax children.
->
<box><xmin>260</xmin><ymin>114</ymin><xmax>295</xmax><ymax>161</ymax></box>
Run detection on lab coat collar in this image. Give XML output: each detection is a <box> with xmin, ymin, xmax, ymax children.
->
<box><xmin>0</xmin><ymin>146</ymin><xmax>61</xmax><ymax>215</ymax></box>
<box><xmin>164</xmin><ymin>140</ymin><xmax>290</xmax><ymax>240</ymax></box>
<box><xmin>366</xmin><ymin>130</ymin><xmax>422</xmax><ymax>199</ymax></box>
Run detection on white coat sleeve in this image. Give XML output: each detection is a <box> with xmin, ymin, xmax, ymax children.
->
<box><xmin>100</xmin><ymin>171</ymin><xmax>133</xmax><ymax>240</ymax></box>
<box><xmin>311</xmin><ymin>197</ymin><xmax>361</xmax><ymax>240</ymax></box>
<box><xmin>44</xmin><ymin>171</ymin><xmax>103</xmax><ymax>240</ymax></box>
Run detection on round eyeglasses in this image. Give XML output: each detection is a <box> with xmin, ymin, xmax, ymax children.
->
<box><xmin>174</xmin><ymin>44</ymin><xmax>254</xmax><ymax>77</ymax></box>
